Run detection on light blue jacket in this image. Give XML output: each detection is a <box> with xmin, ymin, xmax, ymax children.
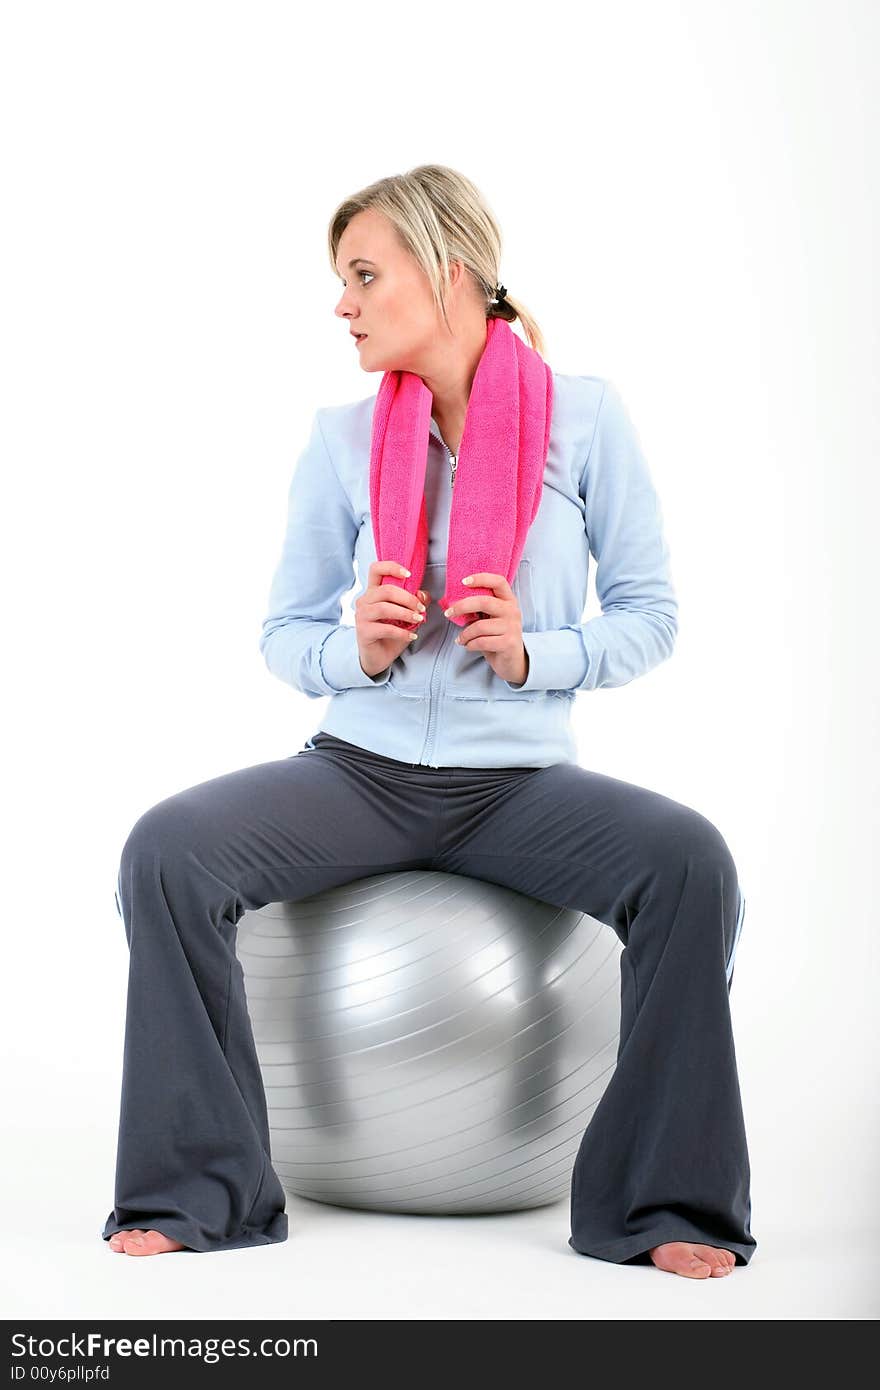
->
<box><xmin>260</xmin><ymin>372</ymin><xmax>678</xmax><ymax>767</ymax></box>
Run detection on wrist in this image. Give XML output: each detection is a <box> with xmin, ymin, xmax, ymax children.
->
<box><xmin>506</xmin><ymin>642</ymin><xmax>529</xmax><ymax>687</ymax></box>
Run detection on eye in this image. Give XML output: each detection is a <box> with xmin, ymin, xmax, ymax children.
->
<box><xmin>341</xmin><ymin>270</ymin><xmax>374</xmax><ymax>288</ymax></box>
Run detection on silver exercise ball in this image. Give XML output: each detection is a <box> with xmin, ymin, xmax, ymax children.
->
<box><xmin>235</xmin><ymin>869</ymin><xmax>623</xmax><ymax>1214</ymax></box>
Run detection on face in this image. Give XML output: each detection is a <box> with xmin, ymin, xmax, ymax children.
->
<box><xmin>334</xmin><ymin>208</ymin><xmax>456</xmax><ymax>374</ymax></box>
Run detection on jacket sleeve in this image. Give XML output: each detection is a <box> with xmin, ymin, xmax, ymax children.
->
<box><xmin>503</xmin><ymin>379</ymin><xmax>679</xmax><ymax>693</ymax></box>
<box><xmin>259</xmin><ymin>409</ymin><xmax>392</xmax><ymax>697</ymax></box>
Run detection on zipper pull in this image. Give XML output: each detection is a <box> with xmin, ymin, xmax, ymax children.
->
<box><xmin>449</xmin><ymin>453</ymin><xmax>458</xmax><ymax>488</ymax></box>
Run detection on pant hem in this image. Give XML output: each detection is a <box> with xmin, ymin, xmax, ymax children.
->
<box><xmin>102</xmin><ymin>1210</ymin><xmax>288</xmax><ymax>1253</ymax></box>
<box><xmin>568</xmin><ymin>1226</ymin><xmax>756</xmax><ymax>1267</ymax></box>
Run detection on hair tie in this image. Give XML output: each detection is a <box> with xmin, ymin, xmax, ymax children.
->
<box><xmin>494</xmin><ymin>283</ymin><xmax>508</xmax><ymax>304</ymax></box>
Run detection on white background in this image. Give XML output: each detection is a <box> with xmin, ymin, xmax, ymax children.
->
<box><xmin>2</xmin><ymin>0</ymin><xmax>877</xmax><ymax>1321</ymax></box>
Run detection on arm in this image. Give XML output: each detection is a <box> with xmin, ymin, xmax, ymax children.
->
<box><xmin>503</xmin><ymin>379</ymin><xmax>679</xmax><ymax>693</ymax></box>
<box><xmin>259</xmin><ymin>410</ymin><xmax>392</xmax><ymax>697</ymax></box>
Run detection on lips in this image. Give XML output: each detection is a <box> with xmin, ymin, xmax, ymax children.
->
<box><xmin>354</xmin><ymin>333</ymin><xmax>368</xmax><ymax>343</ymax></box>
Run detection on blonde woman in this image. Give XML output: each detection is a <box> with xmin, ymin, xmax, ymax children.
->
<box><xmin>103</xmin><ymin>165</ymin><xmax>754</xmax><ymax>1279</ymax></box>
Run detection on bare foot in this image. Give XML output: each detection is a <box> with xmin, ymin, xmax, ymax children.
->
<box><xmin>107</xmin><ymin>1229</ymin><xmax>187</xmax><ymax>1256</ymax></box>
<box><xmin>649</xmin><ymin>1241</ymin><xmax>736</xmax><ymax>1278</ymax></box>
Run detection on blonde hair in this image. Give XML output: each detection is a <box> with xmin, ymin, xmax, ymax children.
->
<box><xmin>327</xmin><ymin>164</ymin><xmax>547</xmax><ymax>359</ymax></box>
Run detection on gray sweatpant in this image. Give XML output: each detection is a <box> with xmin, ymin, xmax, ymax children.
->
<box><xmin>102</xmin><ymin>730</ymin><xmax>756</xmax><ymax>1264</ymax></box>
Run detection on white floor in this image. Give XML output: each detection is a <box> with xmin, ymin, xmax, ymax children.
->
<box><xmin>4</xmin><ymin>1123</ymin><xmax>877</xmax><ymax>1322</ymax></box>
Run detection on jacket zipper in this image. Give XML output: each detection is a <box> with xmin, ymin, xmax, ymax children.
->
<box><xmin>422</xmin><ymin>618</ymin><xmax>454</xmax><ymax>766</ymax></box>
<box><xmin>419</xmin><ymin>426</ymin><xmax>459</xmax><ymax>765</ymax></box>
<box><xmin>432</xmin><ymin>422</ymin><xmax>458</xmax><ymax>487</ymax></box>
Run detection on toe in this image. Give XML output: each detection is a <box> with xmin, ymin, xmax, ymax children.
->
<box><xmin>122</xmin><ymin>1233</ymin><xmax>155</xmax><ymax>1255</ymax></box>
<box><xmin>649</xmin><ymin>1243</ymin><xmax>714</xmax><ymax>1278</ymax></box>
<box><xmin>693</xmin><ymin>1244</ymin><xmax>734</xmax><ymax>1275</ymax></box>
<box><xmin>125</xmin><ymin>1229</ymin><xmax>186</xmax><ymax>1255</ymax></box>
<box><xmin>121</xmin><ymin>1229</ymin><xmax>151</xmax><ymax>1253</ymax></box>
<box><xmin>109</xmin><ymin>1228</ymin><xmax>145</xmax><ymax>1252</ymax></box>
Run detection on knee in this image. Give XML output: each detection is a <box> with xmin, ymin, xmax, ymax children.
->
<box><xmin>116</xmin><ymin>799</ymin><xmax>199</xmax><ymax>930</ymax></box>
<box><xmin>692</xmin><ymin>816</ymin><xmax>740</xmax><ymax>905</ymax></box>
<box><xmin>666</xmin><ymin>805</ymin><xmax>739</xmax><ymax>886</ymax></box>
<box><xmin>118</xmin><ymin>794</ymin><xmax>194</xmax><ymax>879</ymax></box>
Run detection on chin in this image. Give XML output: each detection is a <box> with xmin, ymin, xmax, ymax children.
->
<box><xmin>362</xmin><ymin>340</ymin><xmax>416</xmax><ymax>374</ymax></box>
<box><xmin>359</xmin><ymin>348</ymin><xmax>390</xmax><ymax>374</ymax></box>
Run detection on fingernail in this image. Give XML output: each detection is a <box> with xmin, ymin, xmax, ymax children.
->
<box><xmin>401</xmin><ymin>567</ymin><xmax>411</xmax><ymax>576</ymax></box>
<box><xmin>462</xmin><ymin>576</ymin><xmax>473</xmax><ymax>584</ymax></box>
<box><xmin>444</xmin><ymin>607</ymin><xmax>454</xmax><ymax>617</ymax></box>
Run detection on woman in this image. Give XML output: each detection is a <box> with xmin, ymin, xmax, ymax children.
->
<box><xmin>103</xmin><ymin>165</ymin><xmax>755</xmax><ymax>1278</ymax></box>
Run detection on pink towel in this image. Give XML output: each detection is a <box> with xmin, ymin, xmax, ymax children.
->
<box><xmin>369</xmin><ymin>316</ymin><xmax>554</xmax><ymax>630</ymax></box>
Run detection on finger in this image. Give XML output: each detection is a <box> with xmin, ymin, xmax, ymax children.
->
<box><xmin>369</xmin><ymin>601</ymin><xmax>425</xmax><ymax>626</ymax></box>
<box><xmin>443</xmin><ymin>595</ymin><xmax>502</xmax><ymax>620</ymax></box>
<box><xmin>454</xmin><ymin>619</ymin><xmax>505</xmax><ymax>646</ymax></box>
<box><xmin>462</xmin><ymin>572</ymin><xmax>514</xmax><ymax>599</ymax></box>
<box><xmin>370</xmin><ymin>560</ymin><xmax>412</xmax><ymax>583</ymax></box>
<box><xmin>374</xmin><ymin>583</ymin><xmax>424</xmax><ymax>610</ymax></box>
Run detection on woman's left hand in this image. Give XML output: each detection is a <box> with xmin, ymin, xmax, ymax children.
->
<box><xmin>443</xmin><ymin>572</ymin><xmax>529</xmax><ymax>687</ymax></box>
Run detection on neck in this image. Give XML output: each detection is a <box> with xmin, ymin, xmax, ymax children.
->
<box><xmin>418</xmin><ymin>317</ymin><xmax>489</xmax><ymax>449</ymax></box>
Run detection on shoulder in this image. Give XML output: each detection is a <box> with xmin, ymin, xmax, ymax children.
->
<box><xmin>314</xmin><ymin>391</ymin><xmax>378</xmax><ymax>448</ymax></box>
<box><xmin>548</xmin><ymin>370</ymin><xmax>611</xmax><ymax>461</ymax></box>
<box><xmin>550</xmin><ymin>369</ymin><xmax>607</xmax><ymax>405</ymax></box>
<box><xmin>549</xmin><ymin>369</ymin><xmax>612</xmax><ymax>425</ymax></box>
<box><xmin>313</xmin><ymin>375</ymin><xmax>628</xmax><ymax>453</ymax></box>
<box><xmin>552</xmin><ymin>372</ymin><xmax>641</xmax><ymax>443</ymax></box>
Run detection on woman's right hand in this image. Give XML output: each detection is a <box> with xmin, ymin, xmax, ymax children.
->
<box><xmin>355</xmin><ymin>560</ymin><xmax>431</xmax><ymax>678</ymax></box>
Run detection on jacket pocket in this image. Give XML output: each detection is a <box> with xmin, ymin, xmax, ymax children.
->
<box><xmin>513</xmin><ymin>557</ymin><xmax>537</xmax><ymax>632</ymax></box>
